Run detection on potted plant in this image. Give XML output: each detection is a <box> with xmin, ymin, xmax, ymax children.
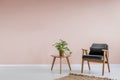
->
<box><xmin>53</xmin><ymin>39</ymin><xmax>72</xmax><ymax>57</ymax></box>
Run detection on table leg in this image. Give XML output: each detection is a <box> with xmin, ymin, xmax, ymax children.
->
<box><xmin>66</xmin><ymin>57</ymin><xmax>71</xmax><ymax>71</ymax></box>
<box><xmin>60</xmin><ymin>57</ymin><xmax>62</xmax><ymax>74</ymax></box>
<box><xmin>51</xmin><ymin>57</ymin><xmax>56</xmax><ymax>71</ymax></box>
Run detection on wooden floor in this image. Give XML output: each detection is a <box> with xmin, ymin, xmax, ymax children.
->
<box><xmin>0</xmin><ymin>64</ymin><xmax>119</xmax><ymax>80</ymax></box>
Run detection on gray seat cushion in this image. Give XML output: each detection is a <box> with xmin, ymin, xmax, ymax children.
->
<box><xmin>83</xmin><ymin>55</ymin><xmax>103</xmax><ymax>60</ymax></box>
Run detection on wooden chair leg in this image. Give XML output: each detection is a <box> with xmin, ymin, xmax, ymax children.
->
<box><xmin>87</xmin><ymin>61</ymin><xmax>91</xmax><ymax>71</ymax></box>
<box><xmin>107</xmin><ymin>62</ymin><xmax>110</xmax><ymax>72</ymax></box>
<box><xmin>60</xmin><ymin>57</ymin><xmax>62</xmax><ymax>74</ymax></box>
<box><xmin>81</xmin><ymin>59</ymin><xmax>84</xmax><ymax>73</ymax></box>
<box><xmin>102</xmin><ymin>60</ymin><xmax>105</xmax><ymax>76</ymax></box>
<box><xmin>51</xmin><ymin>57</ymin><xmax>56</xmax><ymax>71</ymax></box>
<box><xmin>106</xmin><ymin>55</ymin><xmax>110</xmax><ymax>72</ymax></box>
<box><xmin>66</xmin><ymin>57</ymin><xmax>71</xmax><ymax>71</ymax></box>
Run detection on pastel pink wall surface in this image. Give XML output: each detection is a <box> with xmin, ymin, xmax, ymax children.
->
<box><xmin>0</xmin><ymin>0</ymin><xmax>120</xmax><ymax>64</ymax></box>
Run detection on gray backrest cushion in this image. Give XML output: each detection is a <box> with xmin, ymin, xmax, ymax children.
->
<box><xmin>89</xmin><ymin>43</ymin><xmax>108</xmax><ymax>56</ymax></box>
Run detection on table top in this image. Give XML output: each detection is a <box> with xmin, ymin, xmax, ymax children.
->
<box><xmin>51</xmin><ymin>55</ymin><xmax>71</xmax><ymax>58</ymax></box>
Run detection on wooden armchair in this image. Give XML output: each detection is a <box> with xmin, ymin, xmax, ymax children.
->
<box><xmin>81</xmin><ymin>43</ymin><xmax>110</xmax><ymax>75</ymax></box>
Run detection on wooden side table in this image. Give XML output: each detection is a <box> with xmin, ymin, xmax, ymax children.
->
<box><xmin>51</xmin><ymin>55</ymin><xmax>71</xmax><ymax>74</ymax></box>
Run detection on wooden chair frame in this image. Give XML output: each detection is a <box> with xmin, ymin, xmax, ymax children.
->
<box><xmin>81</xmin><ymin>49</ymin><xmax>110</xmax><ymax>75</ymax></box>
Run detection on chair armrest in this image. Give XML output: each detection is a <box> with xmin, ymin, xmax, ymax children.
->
<box><xmin>102</xmin><ymin>49</ymin><xmax>109</xmax><ymax>56</ymax></box>
<box><xmin>81</xmin><ymin>48</ymin><xmax>89</xmax><ymax>55</ymax></box>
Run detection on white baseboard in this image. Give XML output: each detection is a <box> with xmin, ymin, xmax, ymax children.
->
<box><xmin>0</xmin><ymin>64</ymin><xmax>119</xmax><ymax>67</ymax></box>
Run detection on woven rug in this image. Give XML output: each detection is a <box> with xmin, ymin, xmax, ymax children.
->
<box><xmin>56</xmin><ymin>73</ymin><xmax>113</xmax><ymax>80</ymax></box>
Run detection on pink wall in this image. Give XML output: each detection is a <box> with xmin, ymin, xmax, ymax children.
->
<box><xmin>0</xmin><ymin>0</ymin><xmax>120</xmax><ymax>64</ymax></box>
